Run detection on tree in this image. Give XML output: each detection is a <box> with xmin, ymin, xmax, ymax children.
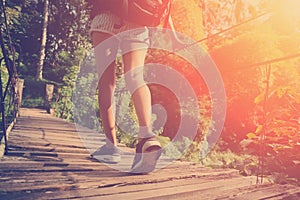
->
<box><xmin>4</xmin><ymin>0</ymin><xmax>44</xmax><ymax>77</ymax></box>
<box><xmin>171</xmin><ymin>0</ymin><xmax>206</xmax><ymax>41</ymax></box>
<box><xmin>43</xmin><ymin>0</ymin><xmax>90</xmax><ymax>82</ymax></box>
<box><xmin>2</xmin><ymin>0</ymin><xmax>90</xmax><ymax>81</ymax></box>
<box><xmin>36</xmin><ymin>0</ymin><xmax>49</xmax><ymax>80</ymax></box>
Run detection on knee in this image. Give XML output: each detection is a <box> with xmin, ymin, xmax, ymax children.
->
<box><xmin>124</xmin><ymin>67</ymin><xmax>147</xmax><ymax>94</ymax></box>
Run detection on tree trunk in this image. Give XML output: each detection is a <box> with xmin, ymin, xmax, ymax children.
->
<box><xmin>36</xmin><ymin>0</ymin><xmax>49</xmax><ymax>80</ymax></box>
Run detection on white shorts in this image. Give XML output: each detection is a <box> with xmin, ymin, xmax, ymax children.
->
<box><xmin>90</xmin><ymin>11</ymin><xmax>150</xmax><ymax>52</ymax></box>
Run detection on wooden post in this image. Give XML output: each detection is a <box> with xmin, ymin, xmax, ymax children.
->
<box><xmin>45</xmin><ymin>84</ymin><xmax>54</xmax><ymax>114</ymax></box>
<box><xmin>15</xmin><ymin>78</ymin><xmax>24</xmax><ymax>116</ymax></box>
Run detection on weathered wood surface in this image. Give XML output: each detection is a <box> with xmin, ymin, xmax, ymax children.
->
<box><xmin>0</xmin><ymin>108</ymin><xmax>299</xmax><ymax>200</ymax></box>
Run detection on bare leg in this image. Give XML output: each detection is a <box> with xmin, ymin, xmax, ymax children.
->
<box><xmin>124</xmin><ymin>50</ymin><xmax>162</xmax><ymax>173</ymax></box>
<box><xmin>122</xmin><ymin>50</ymin><xmax>153</xmax><ymax>139</ymax></box>
<box><xmin>92</xmin><ymin>32</ymin><xmax>117</xmax><ymax>146</ymax></box>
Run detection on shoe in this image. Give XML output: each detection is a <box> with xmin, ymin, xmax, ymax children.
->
<box><xmin>91</xmin><ymin>145</ymin><xmax>121</xmax><ymax>164</ymax></box>
<box><xmin>129</xmin><ymin>137</ymin><xmax>162</xmax><ymax>174</ymax></box>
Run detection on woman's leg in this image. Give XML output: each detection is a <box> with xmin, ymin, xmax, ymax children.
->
<box><xmin>123</xmin><ymin>49</ymin><xmax>162</xmax><ymax>174</ymax></box>
<box><xmin>122</xmin><ymin>50</ymin><xmax>154</xmax><ymax>139</ymax></box>
<box><xmin>92</xmin><ymin>32</ymin><xmax>118</xmax><ymax>147</ymax></box>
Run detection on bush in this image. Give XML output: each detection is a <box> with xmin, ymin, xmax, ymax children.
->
<box><xmin>21</xmin><ymin>77</ymin><xmax>58</xmax><ymax>108</ymax></box>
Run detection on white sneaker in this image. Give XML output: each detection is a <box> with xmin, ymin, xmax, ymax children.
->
<box><xmin>91</xmin><ymin>145</ymin><xmax>121</xmax><ymax>164</ymax></box>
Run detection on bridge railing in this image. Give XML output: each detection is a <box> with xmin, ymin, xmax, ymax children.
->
<box><xmin>0</xmin><ymin>1</ymin><xmax>22</xmax><ymax>156</ymax></box>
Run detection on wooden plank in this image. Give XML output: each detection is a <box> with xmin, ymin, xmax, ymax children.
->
<box><xmin>7</xmin><ymin>146</ymin><xmax>88</xmax><ymax>154</ymax></box>
<box><xmin>8</xmin><ymin>136</ymin><xmax>86</xmax><ymax>146</ymax></box>
<box><xmin>48</xmin><ymin>176</ymin><xmax>257</xmax><ymax>200</ymax></box>
<box><xmin>0</xmin><ymin>162</ymin><xmax>240</xmax><ymax>186</ymax></box>
<box><xmin>17</xmin><ymin>176</ymin><xmax>252</xmax><ymax>200</ymax></box>
<box><xmin>8</xmin><ymin>139</ymin><xmax>89</xmax><ymax>149</ymax></box>
<box><xmin>0</xmin><ymin>173</ymin><xmax>254</xmax><ymax>200</ymax></box>
<box><xmin>224</xmin><ymin>184</ymin><xmax>300</xmax><ymax>200</ymax></box>
<box><xmin>0</xmin><ymin>117</ymin><xmax>17</xmax><ymax>158</ymax></box>
<box><xmin>1</xmin><ymin>108</ymin><xmax>299</xmax><ymax>200</ymax></box>
<box><xmin>0</xmin><ymin>157</ymin><xmax>243</xmax><ymax>196</ymax></box>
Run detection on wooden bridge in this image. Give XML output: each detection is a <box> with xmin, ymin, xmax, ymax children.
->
<box><xmin>0</xmin><ymin>108</ymin><xmax>299</xmax><ymax>199</ymax></box>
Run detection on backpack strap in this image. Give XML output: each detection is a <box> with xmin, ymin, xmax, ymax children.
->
<box><xmin>121</xmin><ymin>0</ymin><xmax>128</xmax><ymax>19</ymax></box>
<box><xmin>162</xmin><ymin>0</ymin><xmax>172</xmax><ymax>28</ymax></box>
<box><xmin>167</xmin><ymin>14</ymin><xmax>190</xmax><ymax>51</ymax></box>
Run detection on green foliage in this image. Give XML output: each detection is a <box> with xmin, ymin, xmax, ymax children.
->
<box><xmin>242</xmin><ymin>62</ymin><xmax>300</xmax><ymax>182</ymax></box>
<box><xmin>159</xmin><ymin>135</ymin><xmax>258</xmax><ymax>176</ymax></box>
<box><xmin>0</xmin><ymin>65</ymin><xmax>15</xmax><ymax>129</ymax></box>
<box><xmin>114</xmin><ymin>77</ymin><xmax>139</xmax><ymax>136</ymax></box>
<box><xmin>3</xmin><ymin>0</ymin><xmax>43</xmax><ymax>76</ymax></box>
<box><xmin>210</xmin><ymin>11</ymin><xmax>299</xmax><ymax>150</ymax></box>
<box><xmin>160</xmin><ymin>136</ymin><xmax>205</xmax><ymax>162</ymax></box>
<box><xmin>72</xmin><ymin>70</ymin><xmax>100</xmax><ymax>130</ymax></box>
<box><xmin>22</xmin><ymin>98</ymin><xmax>45</xmax><ymax>108</ymax></box>
<box><xmin>54</xmin><ymin>48</ymin><xmax>85</xmax><ymax>121</ymax></box>
<box><xmin>22</xmin><ymin>78</ymin><xmax>46</xmax><ymax>99</ymax></box>
<box><xmin>160</xmin><ymin>136</ymin><xmax>182</xmax><ymax>159</ymax></box>
<box><xmin>116</xmin><ymin>130</ymin><xmax>138</xmax><ymax>148</ymax></box>
<box><xmin>72</xmin><ymin>54</ymin><xmax>100</xmax><ymax>130</ymax></box>
<box><xmin>55</xmin><ymin>86</ymin><xmax>73</xmax><ymax>121</ymax></box>
<box><xmin>21</xmin><ymin>77</ymin><xmax>51</xmax><ymax>108</ymax></box>
<box><xmin>2</xmin><ymin>0</ymin><xmax>90</xmax><ymax>80</ymax></box>
<box><xmin>207</xmin><ymin>0</ymin><xmax>300</xmax><ymax>183</ymax></box>
<box><xmin>201</xmin><ymin>148</ymin><xmax>258</xmax><ymax>176</ymax></box>
<box><xmin>146</xmin><ymin>48</ymin><xmax>213</xmax><ymax>142</ymax></box>
<box><xmin>172</xmin><ymin>0</ymin><xmax>206</xmax><ymax>41</ymax></box>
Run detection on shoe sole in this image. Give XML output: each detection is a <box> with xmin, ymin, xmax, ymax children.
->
<box><xmin>91</xmin><ymin>154</ymin><xmax>121</xmax><ymax>164</ymax></box>
<box><xmin>129</xmin><ymin>146</ymin><xmax>162</xmax><ymax>174</ymax></box>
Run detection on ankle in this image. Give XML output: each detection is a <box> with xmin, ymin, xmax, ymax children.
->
<box><xmin>138</xmin><ymin>126</ymin><xmax>155</xmax><ymax>140</ymax></box>
<box><xmin>138</xmin><ymin>135</ymin><xmax>156</xmax><ymax>143</ymax></box>
<box><xmin>105</xmin><ymin>139</ymin><xmax>117</xmax><ymax>148</ymax></box>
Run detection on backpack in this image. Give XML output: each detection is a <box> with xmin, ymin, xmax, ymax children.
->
<box><xmin>87</xmin><ymin>0</ymin><xmax>172</xmax><ymax>27</ymax></box>
<box><xmin>123</xmin><ymin>0</ymin><xmax>172</xmax><ymax>27</ymax></box>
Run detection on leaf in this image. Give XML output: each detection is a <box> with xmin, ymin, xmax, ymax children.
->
<box><xmin>254</xmin><ymin>92</ymin><xmax>265</xmax><ymax>104</ymax></box>
<box><xmin>276</xmin><ymin>87</ymin><xmax>286</xmax><ymax>98</ymax></box>
<box><xmin>255</xmin><ymin>125</ymin><xmax>263</xmax><ymax>134</ymax></box>
<box><xmin>246</xmin><ymin>132</ymin><xmax>257</xmax><ymax>139</ymax></box>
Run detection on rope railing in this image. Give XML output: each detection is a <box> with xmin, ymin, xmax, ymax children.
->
<box><xmin>154</xmin><ymin>9</ymin><xmax>273</xmax><ymax>62</ymax></box>
<box><xmin>0</xmin><ymin>0</ymin><xmax>20</xmax><ymax>155</ymax></box>
<box><xmin>155</xmin><ymin>7</ymin><xmax>300</xmax><ymax>185</ymax></box>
